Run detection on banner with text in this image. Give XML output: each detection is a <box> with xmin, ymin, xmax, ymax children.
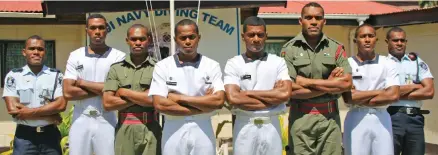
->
<box><xmin>89</xmin><ymin>8</ymin><xmax>241</xmax><ymax>69</ymax></box>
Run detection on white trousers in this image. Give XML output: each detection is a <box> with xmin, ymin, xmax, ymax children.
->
<box><xmin>343</xmin><ymin>108</ymin><xmax>394</xmax><ymax>155</ymax></box>
<box><xmin>69</xmin><ymin>110</ymin><xmax>117</xmax><ymax>155</ymax></box>
<box><xmin>233</xmin><ymin>115</ymin><xmax>283</xmax><ymax>155</ymax></box>
<box><xmin>162</xmin><ymin>117</ymin><xmax>216</xmax><ymax>155</ymax></box>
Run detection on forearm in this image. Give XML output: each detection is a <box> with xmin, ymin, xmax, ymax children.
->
<box><xmin>369</xmin><ymin>89</ymin><xmax>400</xmax><ymax>106</ymax></box>
<box><xmin>291</xmin><ymin>84</ymin><xmax>326</xmax><ymax>99</ymax></box>
<box><xmin>351</xmin><ymin>90</ymin><xmax>382</xmax><ymax>105</ymax></box>
<box><xmin>103</xmin><ymin>95</ymin><xmax>134</xmax><ymax>111</ymax></box>
<box><xmin>155</xmin><ymin>98</ymin><xmax>203</xmax><ymax>116</ymax></box>
<box><xmin>226</xmin><ymin>92</ymin><xmax>271</xmax><ymax>110</ymax></box>
<box><xmin>64</xmin><ymin>86</ymin><xmax>96</xmax><ymax>101</ymax></box>
<box><xmin>120</xmin><ymin>89</ymin><xmax>153</xmax><ymax>107</ymax></box>
<box><xmin>175</xmin><ymin>93</ymin><xmax>224</xmax><ymax>112</ymax></box>
<box><xmin>403</xmin><ymin>87</ymin><xmax>434</xmax><ymax>100</ymax></box>
<box><xmin>32</xmin><ymin>98</ymin><xmax>66</xmax><ymax>117</ymax></box>
<box><xmin>244</xmin><ymin>89</ymin><xmax>289</xmax><ymax>105</ymax></box>
<box><xmin>78</xmin><ymin>80</ymin><xmax>104</xmax><ymax>96</ymax></box>
<box><xmin>305</xmin><ymin>77</ymin><xmax>351</xmax><ymax>93</ymax></box>
<box><xmin>19</xmin><ymin>113</ymin><xmax>60</xmax><ymax>120</ymax></box>
<box><xmin>399</xmin><ymin>84</ymin><xmax>422</xmax><ymax>97</ymax></box>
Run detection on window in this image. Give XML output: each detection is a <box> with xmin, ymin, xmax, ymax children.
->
<box><xmin>265</xmin><ymin>37</ymin><xmax>294</xmax><ymax>56</ymax></box>
<box><xmin>1</xmin><ymin>40</ymin><xmax>55</xmax><ymax>87</ymax></box>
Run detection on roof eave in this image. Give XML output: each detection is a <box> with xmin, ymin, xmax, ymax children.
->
<box><xmin>0</xmin><ymin>12</ymin><xmax>55</xmax><ymax>18</ymax></box>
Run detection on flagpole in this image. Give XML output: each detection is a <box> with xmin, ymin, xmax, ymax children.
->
<box><xmin>170</xmin><ymin>0</ymin><xmax>176</xmax><ymax>56</ymax></box>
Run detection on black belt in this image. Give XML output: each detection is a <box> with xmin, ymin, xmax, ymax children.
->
<box><xmin>388</xmin><ymin>106</ymin><xmax>430</xmax><ymax>115</ymax></box>
<box><xmin>17</xmin><ymin>124</ymin><xmax>57</xmax><ymax>133</ymax></box>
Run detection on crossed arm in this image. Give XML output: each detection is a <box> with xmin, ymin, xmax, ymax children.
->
<box><xmin>4</xmin><ymin>96</ymin><xmax>67</xmax><ymax>123</ymax></box>
<box><xmin>152</xmin><ymin>88</ymin><xmax>225</xmax><ymax>116</ymax></box>
<box><xmin>343</xmin><ymin>85</ymin><xmax>400</xmax><ymax>106</ymax></box>
<box><xmin>399</xmin><ymin>78</ymin><xmax>434</xmax><ymax>100</ymax></box>
<box><xmin>292</xmin><ymin>67</ymin><xmax>352</xmax><ymax>99</ymax></box>
<box><xmin>103</xmin><ymin>88</ymin><xmax>154</xmax><ymax>111</ymax></box>
<box><xmin>63</xmin><ymin>79</ymin><xmax>103</xmax><ymax>101</ymax></box>
<box><xmin>225</xmin><ymin>80</ymin><xmax>292</xmax><ymax>111</ymax></box>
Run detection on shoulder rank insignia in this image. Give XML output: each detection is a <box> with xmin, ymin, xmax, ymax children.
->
<box><xmin>11</xmin><ymin>68</ymin><xmax>23</xmax><ymax>73</ymax></box>
<box><xmin>408</xmin><ymin>52</ymin><xmax>418</xmax><ymax>61</ymax></box>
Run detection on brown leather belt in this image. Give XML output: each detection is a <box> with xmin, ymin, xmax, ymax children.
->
<box><xmin>290</xmin><ymin>101</ymin><xmax>337</xmax><ymax>114</ymax></box>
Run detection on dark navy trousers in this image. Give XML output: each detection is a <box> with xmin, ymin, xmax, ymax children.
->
<box><xmin>13</xmin><ymin>124</ymin><xmax>62</xmax><ymax>155</ymax></box>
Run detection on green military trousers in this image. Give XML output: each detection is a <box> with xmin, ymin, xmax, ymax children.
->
<box><xmin>288</xmin><ymin>104</ymin><xmax>342</xmax><ymax>155</ymax></box>
<box><xmin>115</xmin><ymin>116</ymin><xmax>162</xmax><ymax>155</ymax></box>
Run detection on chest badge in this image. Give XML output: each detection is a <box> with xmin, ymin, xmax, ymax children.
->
<box><xmin>241</xmin><ymin>74</ymin><xmax>251</xmax><ymax>80</ymax></box>
<box><xmin>166</xmin><ymin>76</ymin><xmax>177</xmax><ymax>86</ymax></box>
<box><xmin>205</xmin><ymin>76</ymin><xmax>212</xmax><ymax>84</ymax></box>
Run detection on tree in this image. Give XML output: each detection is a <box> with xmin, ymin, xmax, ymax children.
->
<box><xmin>419</xmin><ymin>0</ymin><xmax>438</xmax><ymax>8</ymax></box>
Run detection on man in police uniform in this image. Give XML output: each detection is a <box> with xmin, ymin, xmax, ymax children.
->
<box><xmin>102</xmin><ymin>24</ymin><xmax>161</xmax><ymax>155</ymax></box>
<box><xmin>63</xmin><ymin>14</ymin><xmax>126</xmax><ymax>155</ymax></box>
<box><xmin>148</xmin><ymin>19</ymin><xmax>225</xmax><ymax>155</ymax></box>
<box><xmin>2</xmin><ymin>35</ymin><xmax>67</xmax><ymax>155</ymax></box>
<box><xmin>385</xmin><ymin>27</ymin><xmax>434</xmax><ymax>155</ymax></box>
<box><xmin>224</xmin><ymin>16</ymin><xmax>292</xmax><ymax>155</ymax></box>
<box><xmin>281</xmin><ymin>2</ymin><xmax>353</xmax><ymax>154</ymax></box>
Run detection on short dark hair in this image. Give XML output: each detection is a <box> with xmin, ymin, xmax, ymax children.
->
<box><xmin>25</xmin><ymin>35</ymin><xmax>44</xmax><ymax>48</ymax></box>
<box><xmin>354</xmin><ymin>24</ymin><xmax>375</xmax><ymax>38</ymax></box>
<box><xmin>86</xmin><ymin>13</ymin><xmax>107</xmax><ymax>27</ymax></box>
<box><xmin>126</xmin><ymin>24</ymin><xmax>151</xmax><ymax>38</ymax></box>
<box><xmin>301</xmin><ymin>2</ymin><xmax>325</xmax><ymax>17</ymax></box>
<box><xmin>174</xmin><ymin>19</ymin><xmax>199</xmax><ymax>35</ymax></box>
<box><xmin>386</xmin><ymin>27</ymin><xmax>405</xmax><ymax>39</ymax></box>
<box><xmin>242</xmin><ymin>16</ymin><xmax>266</xmax><ymax>33</ymax></box>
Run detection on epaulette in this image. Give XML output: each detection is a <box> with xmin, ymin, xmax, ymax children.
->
<box><xmin>282</xmin><ymin>38</ymin><xmax>297</xmax><ymax>48</ymax></box>
<box><xmin>49</xmin><ymin>68</ymin><xmax>61</xmax><ymax>73</ymax></box>
<box><xmin>149</xmin><ymin>57</ymin><xmax>158</xmax><ymax>65</ymax></box>
<box><xmin>110</xmin><ymin>61</ymin><xmax>124</xmax><ymax>67</ymax></box>
<box><xmin>11</xmin><ymin>68</ymin><xmax>23</xmax><ymax>73</ymax></box>
<box><xmin>327</xmin><ymin>37</ymin><xmax>344</xmax><ymax>46</ymax></box>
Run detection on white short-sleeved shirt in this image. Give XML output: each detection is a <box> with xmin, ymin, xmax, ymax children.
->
<box><xmin>2</xmin><ymin>65</ymin><xmax>63</xmax><ymax>127</ymax></box>
<box><xmin>64</xmin><ymin>47</ymin><xmax>125</xmax><ymax>114</ymax></box>
<box><xmin>148</xmin><ymin>54</ymin><xmax>224</xmax><ymax>117</ymax></box>
<box><xmin>223</xmin><ymin>53</ymin><xmax>292</xmax><ymax>115</ymax></box>
<box><xmin>348</xmin><ymin>54</ymin><xmax>400</xmax><ymax>109</ymax></box>
<box><xmin>387</xmin><ymin>54</ymin><xmax>434</xmax><ymax>108</ymax></box>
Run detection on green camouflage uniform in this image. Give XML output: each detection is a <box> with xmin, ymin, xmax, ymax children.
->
<box><xmin>103</xmin><ymin>54</ymin><xmax>161</xmax><ymax>155</ymax></box>
<box><xmin>282</xmin><ymin>32</ymin><xmax>352</xmax><ymax>155</ymax></box>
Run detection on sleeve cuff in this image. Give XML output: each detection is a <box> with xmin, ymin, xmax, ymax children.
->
<box><xmin>103</xmin><ymin>80</ymin><xmax>119</xmax><ymax>92</ymax></box>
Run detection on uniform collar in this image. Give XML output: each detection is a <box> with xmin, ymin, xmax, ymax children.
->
<box><xmin>293</xmin><ymin>32</ymin><xmax>329</xmax><ymax>50</ymax></box>
<box><xmin>85</xmin><ymin>46</ymin><xmax>112</xmax><ymax>58</ymax></box>
<box><xmin>242</xmin><ymin>52</ymin><xmax>268</xmax><ymax>63</ymax></box>
<box><xmin>123</xmin><ymin>54</ymin><xmax>155</xmax><ymax>68</ymax></box>
<box><xmin>388</xmin><ymin>53</ymin><xmax>410</xmax><ymax>62</ymax></box>
<box><xmin>23</xmin><ymin>65</ymin><xmax>49</xmax><ymax>76</ymax></box>
<box><xmin>352</xmin><ymin>54</ymin><xmax>380</xmax><ymax>66</ymax></box>
<box><xmin>173</xmin><ymin>53</ymin><xmax>202</xmax><ymax>68</ymax></box>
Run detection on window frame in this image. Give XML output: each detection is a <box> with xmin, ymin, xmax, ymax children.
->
<box><xmin>0</xmin><ymin>40</ymin><xmax>56</xmax><ymax>88</ymax></box>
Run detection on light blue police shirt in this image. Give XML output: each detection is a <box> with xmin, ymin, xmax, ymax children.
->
<box><xmin>2</xmin><ymin>65</ymin><xmax>63</xmax><ymax>127</ymax></box>
<box><xmin>388</xmin><ymin>54</ymin><xmax>434</xmax><ymax>108</ymax></box>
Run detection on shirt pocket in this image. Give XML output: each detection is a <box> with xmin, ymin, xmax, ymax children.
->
<box><xmin>139</xmin><ymin>76</ymin><xmax>152</xmax><ymax>91</ymax></box>
<box><xmin>39</xmin><ymin>86</ymin><xmax>55</xmax><ymax>104</ymax></box>
<box><xmin>17</xmin><ymin>86</ymin><xmax>33</xmax><ymax>105</ymax></box>
<box><xmin>119</xmin><ymin>78</ymin><xmax>132</xmax><ymax>89</ymax></box>
<box><xmin>292</xmin><ymin>57</ymin><xmax>311</xmax><ymax>76</ymax></box>
<box><xmin>321</xmin><ymin>56</ymin><xmax>336</xmax><ymax>78</ymax></box>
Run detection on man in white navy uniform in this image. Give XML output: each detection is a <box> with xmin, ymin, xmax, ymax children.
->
<box><xmin>149</xmin><ymin>19</ymin><xmax>225</xmax><ymax>155</ymax></box>
<box><xmin>342</xmin><ymin>24</ymin><xmax>400</xmax><ymax>155</ymax></box>
<box><xmin>223</xmin><ymin>16</ymin><xmax>292</xmax><ymax>155</ymax></box>
<box><xmin>385</xmin><ymin>27</ymin><xmax>435</xmax><ymax>155</ymax></box>
<box><xmin>2</xmin><ymin>35</ymin><xmax>67</xmax><ymax>155</ymax></box>
<box><xmin>63</xmin><ymin>14</ymin><xmax>126</xmax><ymax>155</ymax></box>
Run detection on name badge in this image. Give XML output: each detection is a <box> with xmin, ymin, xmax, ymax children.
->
<box><xmin>19</xmin><ymin>89</ymin><xmax>32</xmax><ymax>104</ymax></box>
<box><xmin>241</xmin><ymin>74</ymin><xmax>251</xmax><ymax>80</ymax></box>
<box><xmin>166</xmin><ymin>81</ymin><xmax>177</xmax><ymax>86</ymax></box>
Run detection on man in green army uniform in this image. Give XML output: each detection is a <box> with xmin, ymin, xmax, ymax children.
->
<box><xmin>102</xmin><ymin>24</ymin><xmax>161</xmax><ymax>155</ymax></box>
<box><xmin>282</xmin><ymin>2</ymin><xmax>353</xmax><ymax>155</ymax></box>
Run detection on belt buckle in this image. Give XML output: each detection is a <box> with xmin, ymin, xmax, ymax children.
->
<box><xmin>89</xmin><ymin>110</ymin><xmax>98</xmax><ymax>116</ymax></box>
<box><xmin>406</xmin><ymin>108</ymin><xmax>413</xmax><ymax>115</ymax></box>
<box><xmin>36</xmin><ymin>126</ymin><xmax>43</xmax><ymax>133</ymax></box>
<box><xmin>254</xmin><ymin>118</ymin><xmax>264</xmax><ymax>125</ymax></box>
